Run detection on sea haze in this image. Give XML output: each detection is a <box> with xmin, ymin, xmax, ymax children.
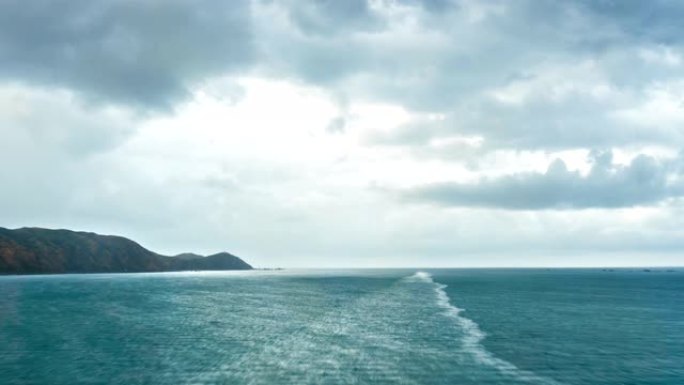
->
<box><xmin>1</xmin><ymin>269</ymin><xmax>682</xmax><ymax>384</ymax></box>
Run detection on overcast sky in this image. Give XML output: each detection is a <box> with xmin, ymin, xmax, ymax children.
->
<box><xmin>2</xmin><ymin>0</ymin><xmax>684</xmax><ymax>267</ymax></box>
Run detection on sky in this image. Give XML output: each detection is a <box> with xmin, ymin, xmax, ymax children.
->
<box><xmin>1</xmin><ymin>0</ymin><xmax>684</xmax><ymax>267</ymax></box>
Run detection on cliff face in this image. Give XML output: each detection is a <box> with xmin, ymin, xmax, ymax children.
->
<box><xmin>0</xmin><ymin>227</ymin><xmax>252</xmax><ymax>274</ymax></box>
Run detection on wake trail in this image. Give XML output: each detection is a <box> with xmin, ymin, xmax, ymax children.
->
<box><xmin>407</xmin><ymin>272</ymin><xmax>563</xmax><ymax>385</ymax></box>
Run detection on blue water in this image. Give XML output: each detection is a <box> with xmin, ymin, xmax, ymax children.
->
<box><xmin>0</xmin><ymin>269</ymin><xmax>682</xmax><ymax>384</ymax></box>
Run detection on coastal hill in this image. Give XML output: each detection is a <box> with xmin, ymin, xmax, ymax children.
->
<box><xmin>0</xmin><ymin>227</ymin><xmax>252</xmax><ymax>274</ymax></box>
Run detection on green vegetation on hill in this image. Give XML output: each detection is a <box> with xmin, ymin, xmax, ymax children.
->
<box><xmin>0</xmin><ymin>227</ymin><xmax>252</xmax><ymax>274</ymax></box>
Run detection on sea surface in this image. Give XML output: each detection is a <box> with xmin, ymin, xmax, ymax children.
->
<box><xmin>0</xmin><ymin>269</ymin><xmax>682</xmax><ymax>384</ymax></box>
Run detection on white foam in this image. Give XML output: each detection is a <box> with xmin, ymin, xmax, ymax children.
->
<box><xmin>410</xmin><ymin>271</ymin><xmax>562</xmax><ymax>385</ymax></box>
<box><xmin>407</xmin><ymin>271</ymin><xmax>434</xmax><ymax>282</ymax></box>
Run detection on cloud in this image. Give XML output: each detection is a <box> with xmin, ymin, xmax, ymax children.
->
<box><xmin>4</xmin><ymin>0</ymin><xmax>684</xmax><ymax>266</ymax></box>
<box><xmin>574</xmin><ymin>0</ymin><xmax>684</xmax><ymax>43</ymax></box>
<box><xmin>0</xmin><ymin>85</ymin><xmax>135</xmax><ymax>156</ymax></box>
<box><xmin>246</xmin><ymin>0</ymin><xmax>684</xmax><ymax>155</ymax></box>
<box><xmin>403</xmin><ymin>150</ymin><xmax>684</xmax><ymax>210</ymax></box>
<box><xmin>0</xmin><ymin>0</ymin><xmax>253</xmax><ymax>109</ymax></box>
<box><xmin>280</xmin><ymin>0</ymin><xmax>384</xmax><ymax>36</ymax></box>
<box><xmin>3</xmin><ymin>0</ymin><xmax>682</xmax><ymax>118</ymax></box>
<box><xmin>0</xmin><ymin>84</ymin><xmax>139</xmax><ymax>224</ymax></box>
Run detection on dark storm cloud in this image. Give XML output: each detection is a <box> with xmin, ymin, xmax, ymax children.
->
<box><xmin>0</xmin><ymin>0</ymin><xmax>253</xmax><ymax>109</ymax></box>
<box><xmin>403</xmin><ymin>151</ymin><xmax>684</xmax><ymax>210</ymax></box>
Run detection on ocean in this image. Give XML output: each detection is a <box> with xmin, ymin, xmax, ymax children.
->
<box><xmin>0</xmin><ymin>269</ymin><xmax>682</xmax><ymax>384</ymax></box>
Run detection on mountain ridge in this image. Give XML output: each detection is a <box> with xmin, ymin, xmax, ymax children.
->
<box><xmin>0</xmin><ymin>227</ymin><xmax>252</xmax><ymax>274</ymax></box>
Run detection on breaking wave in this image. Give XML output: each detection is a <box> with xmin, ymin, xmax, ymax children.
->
<box><xmin>407</xmin><ymin>272</ymin><xmax>561</xmax><ymax>385</ymax></box>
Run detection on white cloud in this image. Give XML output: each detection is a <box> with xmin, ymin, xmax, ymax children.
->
<box><xmin>3</xmin><ymin>0</ymin><xmax>684</xmax><ymax>266</ymax></box>
<box><xmin>639</xmin><ymin>45</ymin><xmax>683</xmax><ymax>67</ymax></box>
<box><xmin>612</xmin><ymin>80</ymin><xmax>684</xmax><ymax>129</ymax></box>
<box><xmin>487</xmin><ymin>61</ymin><xmax>619</xmax><ymax>105</ymax></box>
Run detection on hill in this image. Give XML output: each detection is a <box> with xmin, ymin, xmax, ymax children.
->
<box><xmin>0</xmin><ymin>227</ymin><xmax>252</xmax><ymax>274</ymax></box>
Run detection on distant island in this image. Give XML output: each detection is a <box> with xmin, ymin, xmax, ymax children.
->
<box><xmin>0</xmin><ymin>227</ymin><xmax>252</xmax><ymax>274</ymax></box>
